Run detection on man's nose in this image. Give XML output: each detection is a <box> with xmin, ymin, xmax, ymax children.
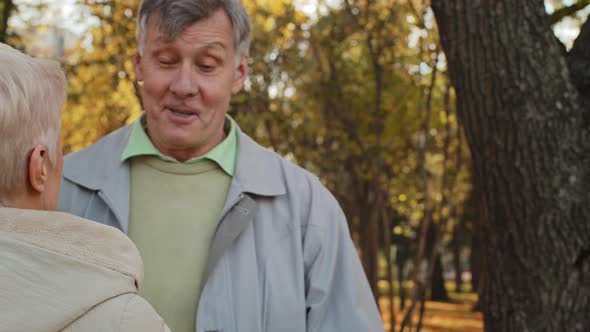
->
<box><xmin>170</xmin><ymin>64</ymin><xmax>198</xmax><ymax>97</ymax></box>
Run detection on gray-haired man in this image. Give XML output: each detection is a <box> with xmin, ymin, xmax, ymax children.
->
<box><xmin>59</xmin><ymin>1</ymin><xmax>384</xmax><ymax>331</ymax></box>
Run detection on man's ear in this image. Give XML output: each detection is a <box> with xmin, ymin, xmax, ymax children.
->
<box><xmin>134</xmin><ymin>51</ymin><xmax>144</xmax><ymax>82</ymax></box>
<box><xmin>231</xmin><ymin>56</ymin><xmax>248</xmax><ymax>94</ymax></box>
<box><xmin>28</xmin><ymin>144</ymin><xmax>49</xmax><ymax>194</ymax></box>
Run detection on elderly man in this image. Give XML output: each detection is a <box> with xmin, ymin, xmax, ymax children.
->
<box><xmin>58</xmin><ymin>1</ymin><xmax>384</xmax><ymax>331</ymax></box>
<box><xmin>0</xmin><ymin>43</ymin><xmax>169</xmax><ymax>332</ymax></box>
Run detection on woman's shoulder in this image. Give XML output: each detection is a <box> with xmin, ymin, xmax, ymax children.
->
<box><xmin>63</xmin><ymin>294</ymin><xmax>169</xmax><ymax>332</ymax></box>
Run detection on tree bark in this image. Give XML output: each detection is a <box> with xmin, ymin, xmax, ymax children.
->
<box><xmin>432</xmin><ymin>1</ymin><xmax>590</xmax><ymax>331</ymax></box>
<box><xmin>469</xmin><ymin>185</ymin><xmax>485</xmax><ymax>312</ymax></box>
<box><xmin>567</xmin><ymin>18</ymin><xmax>590</xmax><ymax>120</ymax></box>
<box><xmin>469</xmin><ymin>224</ymin><xmax>481</xmax><ymax>297</ymax></box>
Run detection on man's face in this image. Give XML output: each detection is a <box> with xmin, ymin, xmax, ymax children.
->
<box><xmin>134</xmin><ymin>9</ymin><xmax>247</xmax><ymax>161</ymax></box>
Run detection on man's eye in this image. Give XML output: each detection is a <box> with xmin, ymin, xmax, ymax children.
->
<box><xmin>200</xmin><ymin>64</ymin><xmax>216</xmax><ymax>72</ymax></box>
<box><xmin>158</xmin><ymin>59</ymin><xmax>175</xmax><ymax>65</ymax></box>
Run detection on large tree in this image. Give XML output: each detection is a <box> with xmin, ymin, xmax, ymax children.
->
<box><xmin>0</xmin><ymin>0</ymin><xmax>14</xmax><ymax>43</ymax></box>
<box><xmin>431</xmin><ymin>0</ymin><xmax>590</xmax><ymax>330</ymax></box>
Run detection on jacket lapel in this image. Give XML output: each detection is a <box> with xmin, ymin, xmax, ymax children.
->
<box><xmin>97</xmin><ymin>165</ymin><xmax>131</xmax><ymax>233</ymax></box>
<box><xmin>62</xmin><ymin>125</ymin><xmax>133</xmax><ymax>233</ymax></box>
<box><xmin>202</xmin><ymin>194</ymin><xmax>257</xmax><ymax>285</ymax></box>
<box><xmin>201</xmin><ymin>127</ymin><xmax>288</xmax><ymax>284</ymax></box>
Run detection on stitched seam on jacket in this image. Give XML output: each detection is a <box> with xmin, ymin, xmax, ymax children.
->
<box><xmin>57</xmin><ymin>293</ymin><xmax>135</xmax><ymax>331</ymax></box>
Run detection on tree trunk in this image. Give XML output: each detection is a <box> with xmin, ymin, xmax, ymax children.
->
<box><xmin>382</xmin><ymin>208</ymin><xmax>396</xmax><ymax>331</ymax></box>
<box><xmin>427</xmin><ymin>221</ymin><xmax>449</xmax><ymax>302</ymax></box>
<box><xmin>432</xmin><ymin>1</ymin><xmax>590</xmax><ymax>331</ymax></box>
<box><xmin>0</xmin><ymin>0</ymin><xmax>14</xmax><ymax>43</ymax></box>
<box><xmin>430</xmin><ymin>254</ymin><xmax>449</xmax><ymax>302</ymax></box>
<box><xmin>451</xmin><ymin>228</ymin><xmax>463</xmax><ymax>292</ymax></box>
<box><xmin>469</xmin><ymin>226</ymin><xmax>481</xmax><ymax>297</ymax></box>
<box><xmin>397</xmin><ymin>257</ymin><xmax>406</xmax><ymax>312</ymax></box>
<box><xmin>567</xmin><ymin>18</ymin><xmax>590</xmax><ymax>118</ymax></box>
<box><xmin>470</xmin><ymin>185</ymin><xmax>485</xmax><ymax>312</ymax></box>
<box><xmin>358</xmin><ymin>181</ymin><xmax>380</xmax><ymax>303</ymax></box>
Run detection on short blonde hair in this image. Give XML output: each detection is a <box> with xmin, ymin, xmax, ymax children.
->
<box><xmin>0</xmin><ymin>43</ymin><xmax>66</xmax><ymax>200</ymax></box>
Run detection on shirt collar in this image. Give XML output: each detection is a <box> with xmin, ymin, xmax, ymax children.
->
<box><xmin>121</xmin><ymin>113</ymin><xmax>237</xmax><ymax>176</ymax></box>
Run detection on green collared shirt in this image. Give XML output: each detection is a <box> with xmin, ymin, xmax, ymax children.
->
<box><xmin>121</xmin><ymin>114</ymin><xmax>237</xmax><ymax>176</ymax></box>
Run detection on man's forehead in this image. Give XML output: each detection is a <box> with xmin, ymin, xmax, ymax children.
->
<box><xmin>146</xmin><ymin>15</ymin><xmax>181</xmax><ymax>40</ymax></box>
<box><xmin>151</xmin><ymin>35</ymin><xmax>228</xmax><ymax>53</ymax></box>
<box><xmin>146</xmin><ymin>12</ymin><xmax>233</xmax><ymax>49</ymax></box>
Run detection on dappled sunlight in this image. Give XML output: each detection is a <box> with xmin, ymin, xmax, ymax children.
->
<box><xmin>379</xmin><ymin>293</ymin><xmax>483</xmax><ymax>332</ymax></box>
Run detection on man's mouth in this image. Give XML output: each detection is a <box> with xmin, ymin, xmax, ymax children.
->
<box><xmin>165</xmin><ymin>107</ymin><xmax>196</xmax><ymax>118</ymax></box>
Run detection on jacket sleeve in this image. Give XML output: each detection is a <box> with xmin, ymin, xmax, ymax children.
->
<box><xmin>303</xmin><ymin>186</ymin><xmax>385</xmax><ymax>332</ymax></box>
<box><xmin>120</xmin><ymin>295</ymin><xmax>170</xmax><ymax>332</ymax></box>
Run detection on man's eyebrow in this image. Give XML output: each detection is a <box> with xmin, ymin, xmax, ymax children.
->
<box><xmin>151</xmin><ymin>38</ymin><xmax>228</xmax><ymax>54</ymax></box>
<box><xmin>196</xmin><ymin>43</ymin><xmax>229</xmax><ymax>58</ymax></box>
<box><xmin>201</xmin><ymin>42</ymin><xmax>228</xmax><ymax>51</ymax></box>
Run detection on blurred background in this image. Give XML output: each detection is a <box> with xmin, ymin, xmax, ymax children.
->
<box><xmin>1</xmin><ymin>0</ymin><xmax>588</xmax><ymax>331</ymax></box>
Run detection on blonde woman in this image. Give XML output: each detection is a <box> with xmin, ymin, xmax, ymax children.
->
<box><xmin>0</xmin><ymin>43</ymin><xmax>170</xmax><ymax>332</ymax></box>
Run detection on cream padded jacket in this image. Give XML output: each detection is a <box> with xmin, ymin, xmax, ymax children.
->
<box><xmin>0</xmin><ymin>208</ymin><xmax>170</xmax><ymax>332</ymax></box>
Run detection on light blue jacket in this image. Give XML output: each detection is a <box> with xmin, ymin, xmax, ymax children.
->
<box><xmin>58</xmin><ymin>124</ymin><xmax>384</xmax><ymax>332</ymax></box>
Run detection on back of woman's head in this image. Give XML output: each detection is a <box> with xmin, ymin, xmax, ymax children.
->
<box><xmin>0</xmin><ymin>43</ymin><xmax>66</xmax><ymax>204</ymax></box>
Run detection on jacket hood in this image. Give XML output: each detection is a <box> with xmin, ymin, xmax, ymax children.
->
<box><xmin>0</xmin><ymin>208</ymin><xmax>143</xmax><ymax>332</ymax></box>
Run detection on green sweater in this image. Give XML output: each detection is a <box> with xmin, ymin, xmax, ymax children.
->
<box><xmin>128</xmin><ymin>157</ymin><xmax>231</xmax><ymax>332</ymax></box>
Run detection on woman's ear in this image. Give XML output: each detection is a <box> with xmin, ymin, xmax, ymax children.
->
<box><xmin>28</xmin><ymin>144</ymin><xmax>49</xmax><ymax>194</ymax></box>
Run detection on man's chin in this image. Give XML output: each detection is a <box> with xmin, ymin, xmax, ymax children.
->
<box><xmin>159</xmin><ymin>135</ymin><xmax>207</xmax><ymax>154</ymax></box>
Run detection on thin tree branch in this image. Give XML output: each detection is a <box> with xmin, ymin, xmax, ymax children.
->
<box><xmin>549</xmin><ymin>0</ymin><xmax>590</xmax><ymax>25</ymax></box>
<box><xmin>399</xmin><ymin>49</ymin><xmax>441</xmax><ymax>332</ymax></box>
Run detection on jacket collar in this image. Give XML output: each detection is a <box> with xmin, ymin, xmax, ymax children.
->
<box><xmin>63</xmin><ymin>122</ymin><xmax>287</xmax><ymax>198</ymax></box>
<box><xmin>63</xmin><ymin>124</ymin><xmax>132</xmax><ymax>192</ymax></box>
<box><xmin>232</xmin><ymin>128</ymin><xmax>286</xmax><ymax>197</ymax></box>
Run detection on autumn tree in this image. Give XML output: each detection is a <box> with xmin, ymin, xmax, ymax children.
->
<box><xmin>432</xmin><ymin>0</ymin><xmax>590</xmax><ymax>330</ymax></box>
<box><xmin>235</xmin><ymin>3</ymin><xmax>472</xmax><ymax>320</ymax></box>
<box><xmin>62</xmin><ymin>0</ymin><xmax>142</xmax><ymax>153</ymax></box>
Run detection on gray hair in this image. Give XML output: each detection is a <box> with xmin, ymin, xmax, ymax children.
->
<box><xmin>136</xmin><ymin>0</ymin><xmax>251</xmax><ymax>60</ymax></box>
<box><xmin>0</xmin><ymin>43</ymin><xmax>66</xmax><ymax>200</ymax></box>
